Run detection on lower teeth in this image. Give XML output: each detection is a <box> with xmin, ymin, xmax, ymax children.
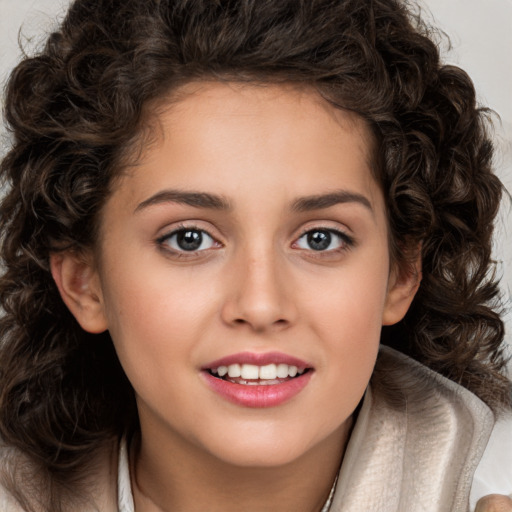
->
<box><xmin>226</xmin><ymin>377</ymin><xmax>288</xmax><ymax>386</ymax></box>
<box><xmin>208</xmin><ymin>369</ymin><xmax>308</xmax><ymax>385</ymax></box>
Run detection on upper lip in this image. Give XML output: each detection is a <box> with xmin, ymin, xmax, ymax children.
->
<box><xmin>201</xmin><ymin>351</ymin><xmax>312</xmax><ymax>370</ymax></box>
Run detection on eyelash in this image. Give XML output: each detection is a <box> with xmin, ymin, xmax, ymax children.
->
<box><xmin>156</xmin><ymin>225</ymin><xmax>354</xmax><ymax>258</ymax></box>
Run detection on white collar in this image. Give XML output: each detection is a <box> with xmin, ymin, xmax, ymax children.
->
<box><xmin>117</xmin><ymin>438</ymin><xmax>135</xmax><ymax>512</ymax></box>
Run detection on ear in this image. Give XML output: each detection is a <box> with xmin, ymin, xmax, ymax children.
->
<box><xmin>382</xmin><ymin>251</ymin><xmax>422</xmax><ymax>326</ymax></box>
<box><xmin>50</xmin><ymin>251</ymin><xmax>108</xmax><ymax>333</ymax></box>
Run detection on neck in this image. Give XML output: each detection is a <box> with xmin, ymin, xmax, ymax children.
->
<box><xmin>131</xmin><ymin>419</ymin><xmax>352</xmax><ymax>512</ymax></box>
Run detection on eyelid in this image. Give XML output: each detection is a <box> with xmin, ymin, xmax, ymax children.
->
<box><xmin>296</xmin><ymin>220</ymin><xmax>353</xmax><ymax>239</ymax></box>
<box><xmin>156</xmin><ymin>220</ymin><xmax>222</xmax><ymax>242</ymax></box>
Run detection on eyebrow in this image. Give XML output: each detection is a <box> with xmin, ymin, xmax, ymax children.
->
<box><xmin>291</xmin><ymin>190</ymin><xmax>373</xmax><ymax>213</ymax></box>
<box><xmin>135</xmin><ymin>190</ymin><xmax>231</xmax><ymax>212</ymax></box>
<box><xmin>134</xmin><ymin>188</ymin><xmax>372</xmax><ymax>214</ymax></box>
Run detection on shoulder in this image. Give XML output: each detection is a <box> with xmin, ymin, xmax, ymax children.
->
<box><xmin>0</xmin><ymin>443</ymin><xmax>30</xmax><ymax>512</ymax></box>
<box><xmin>330</xmin><ymin>346</ymin><xmax>494</xmax><ymax>512</ymax></box>
<box><xmin>370</xmin><ymin>345</ymin><xmax>494</xmax><ymax>478</ymax></box>
<box><xmin>471</xmin><ymin>414</ymin><xmax>512</xmax><ymax>508</ymax></box>
<box><xmin>372</xmin><ymin>345</ymin><xmax>494</xmax><ymax>428</ymax></box>
<box><xmin>0</xmin><ymin>439</ymin><xmax>119</xmax><ymax>512</ymax></box>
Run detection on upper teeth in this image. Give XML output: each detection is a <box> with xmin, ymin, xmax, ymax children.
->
<box><xmin>212</xmin><ymin>363</ymin><xmax>305</xmax><ymax>380</ymax></box>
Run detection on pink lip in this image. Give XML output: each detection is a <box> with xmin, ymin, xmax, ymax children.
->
<box><xmin>201</xmin><ymin>370</ymin><xmax>313</xmax><ymax>408</ymax></box>
<box><xmin>201</xmin><ymin>351</ymin><xmax>312</xmax><ymax>370</ymax></box>
<box><xmin>200</xmin><ymin>351</ymin><xmax>314</xmax><ymax>408</ymax></box>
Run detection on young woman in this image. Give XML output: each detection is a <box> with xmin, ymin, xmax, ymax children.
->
<box><xmin>0</xmin><ymin>0</ymin><xmax>510</xmax><ymax>511</ymax></box>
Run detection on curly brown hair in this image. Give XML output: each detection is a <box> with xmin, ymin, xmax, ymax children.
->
<box><xmin>0</xmin><ymin>0</ymin><xmax>510</xmax><ymax>509</ymax></box>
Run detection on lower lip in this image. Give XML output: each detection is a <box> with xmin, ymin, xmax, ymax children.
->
<box><xmin>201</xmin><ymin>371</ymin><xmax>313</xmax><ymax>408</ymax></box>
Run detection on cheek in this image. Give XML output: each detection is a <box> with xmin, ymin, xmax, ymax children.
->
<box><xmin>305</xmin><ymin>251</ymin><xmax>389</xmax><ymax>404</ymax></box>
<box><xmin>98</xmin><ymin>262</ymin><xmax>220</xmax><ymax>389</ymax></box>
<box><xmin>102</xmin><ymin>256</ymin><xmax>216</xmax><ymax>332</ymax></box>
<box><xmin>307</xmin><ymin>252</ymin><xmax>390</xmax><ymax>339</ymax></box>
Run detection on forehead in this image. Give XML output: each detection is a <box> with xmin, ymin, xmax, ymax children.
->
<box><xmin>109</xmin><ymin>81</ymin><xmax>383</xmax><ymax>217</ymax></box>
<box><xmin>150</xmin><ymin>81</ymin><xmax>376</xmax><ymax>165</ymax></box>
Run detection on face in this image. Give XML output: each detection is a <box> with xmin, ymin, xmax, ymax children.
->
<box><xmin>54</xmin><ymin>82</ymin><xmax>418</xmax><ymax>469</ymax></box>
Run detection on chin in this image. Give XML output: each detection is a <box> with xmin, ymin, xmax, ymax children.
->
<box><xmin>212</xmin><ymin>444</ymin><xmax>309</xmax><ymax>469</ymax></box>
<box><xmin>199</xmin><ymin>424</ymin><xmax>332</xmax><ymax>469</ymax></box>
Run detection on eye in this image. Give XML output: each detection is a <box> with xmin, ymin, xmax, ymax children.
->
<box><xmin>158</xmin><ymin>228</ymin><xmax>217</xmax><ymax>253</ymax></box>
<box><xmin>294</xmin><ymin>229</ymin><xmax>352</xmax><ymax>252</ymax></box>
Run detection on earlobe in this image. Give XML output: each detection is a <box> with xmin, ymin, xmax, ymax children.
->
<box><xmin>50</xmin><ymin>252</ymin><xmax>108</xmax><ymax>334</ymax></box>
<box><xmin>382</xmin><ymin>254</ymin><xmax>422</xmax><ymax>326</ymax></box>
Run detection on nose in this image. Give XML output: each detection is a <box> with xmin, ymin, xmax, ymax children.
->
<box><xmin>220</xmin><ymin>247</ymin><xmax>297</xmax><ymax>333</ymax></box>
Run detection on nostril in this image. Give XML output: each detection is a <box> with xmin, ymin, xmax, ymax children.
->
<box><xmin>230</xmin><ymin>317</ymin><xmax>289</xmax><ymax>332</ymax></box>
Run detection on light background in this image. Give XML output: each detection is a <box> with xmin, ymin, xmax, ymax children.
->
<box><xmin>1</xmin><ymin>0</ymin><xmax>511</xmax><ymax>504</ymax></box>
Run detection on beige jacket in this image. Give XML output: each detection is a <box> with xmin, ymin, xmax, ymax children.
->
<box><xmin>0</xmin><ymin>346</ymin><xmax>494</xmax><ymax>511</ymax></box>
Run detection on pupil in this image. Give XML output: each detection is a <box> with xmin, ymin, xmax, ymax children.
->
<box><xmin>177</xmin><ymin>230</ymin><xmax>202</xmax><ymax>251</ymax></box>
<box><xmin>308</xmin><ymin>231</ymin><xmax>331</xmax><ymax>251</ymax></box>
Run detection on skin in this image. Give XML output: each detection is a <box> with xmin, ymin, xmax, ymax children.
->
<box><xmin>51</xmin><ymin>83</ymin><xmax>421</xmax><ymax>511</ymax></box>
<box><xmin>476</xmin><ymin>495</ymin><xmax>512</xmax><ymax>512</ymax></box>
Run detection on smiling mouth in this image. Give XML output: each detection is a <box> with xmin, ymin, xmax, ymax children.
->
<box><xmin>203</xmin><ymin>358</ymin><xmax>314</xmax><ymax>407</ymax></box>
<box><xmin>208</xmin><ymin>363</ymin><xmax>310</xmax><ymax>386</ymax></box>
